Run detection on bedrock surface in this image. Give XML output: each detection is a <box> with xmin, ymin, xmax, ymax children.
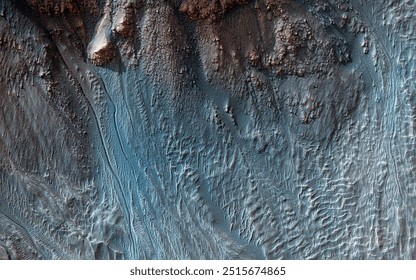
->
<box><xmin>0</xmin><ymin>0</ymin><xmax>415</xmax><ymax>259</ymax></box>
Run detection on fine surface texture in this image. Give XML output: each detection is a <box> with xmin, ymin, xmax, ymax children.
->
<box><xmin>0</xmin><ymin>0</ymin><xmax>415</xmax><ymax>259</ymax></box>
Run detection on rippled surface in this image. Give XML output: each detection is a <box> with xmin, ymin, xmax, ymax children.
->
<box><xmin>0</xmin><ymin>0</ymin><xmax>415</xmax><ymax>259</ymax></box>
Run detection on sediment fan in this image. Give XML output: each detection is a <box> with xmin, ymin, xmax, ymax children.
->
<box><xmin>0</xmin><ymin>0</ymin><xmax>414</xmax><ymax>259</ymax></box>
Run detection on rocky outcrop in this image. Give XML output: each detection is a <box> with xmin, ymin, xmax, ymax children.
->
<box><xmin>1</xmin><ymin>0</ymin><xmax>415</xmax><ymax>260</ymax></box>
<box><xmin>180</xmin><ymin>0</ymin><xmax>249</xmax><ymax>20</ymax></box>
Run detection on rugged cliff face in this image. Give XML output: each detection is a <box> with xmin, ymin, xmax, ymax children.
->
<box><xmin>0</xmin><ymin>0</ymin><xmax>415</xmax><ymax>259</ymax></box>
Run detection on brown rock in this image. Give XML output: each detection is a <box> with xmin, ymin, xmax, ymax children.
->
<box><xmin>180</xmin><ymin>0</ymin><xmax>249</xmax><ymax>21</ymax></box>
<box><xmin>89</xmin><ymin>40</ymin><xmax>115</xmax><ymax>66</ymax></box>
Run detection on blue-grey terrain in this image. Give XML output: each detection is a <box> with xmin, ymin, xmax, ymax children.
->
<box><xmin>0</xmin><ymin>0</ymin><xmax>415</xmax><ymax>259</ymax></box>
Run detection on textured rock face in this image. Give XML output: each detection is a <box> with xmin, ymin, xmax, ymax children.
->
<box><xmin>180</xmin><ymin>0</ymin><xmax>249</xmax><ymax>20</ymax></box>
<box><xmin>0</xmin><ymin>0</ymin><xmax>415</xmax><ymax>259</ymax></box>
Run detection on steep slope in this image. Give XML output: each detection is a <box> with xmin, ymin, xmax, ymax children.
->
<box><xmin>0</xmin><ymin>0</ymin><xmax>415</xmax><ymax>259</ymax></box>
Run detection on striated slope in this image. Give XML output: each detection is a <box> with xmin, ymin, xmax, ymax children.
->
<box><xmin>0</xmin><ymin>0</ymin><xmax>415</xmax><ymax>259</ymax></box>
